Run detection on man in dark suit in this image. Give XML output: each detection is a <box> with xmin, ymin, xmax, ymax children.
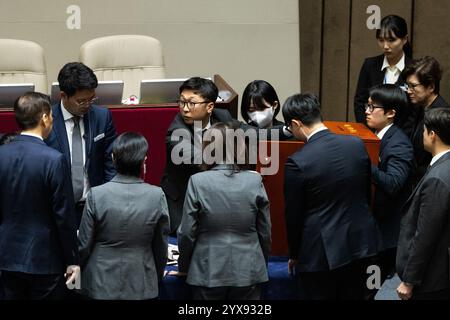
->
<box><xmin>283</xmin><ymin>93</ymin><xmax>380</xmax><ymax>300</ymax></box>
<box><xmin>396</xmin><ymin>108</ymin><xmax>450</xmax><ymax>300</ymax></box>
<box><xmin>365</xmin><ymin>84</ymin><xmax>414</xmax><ymax>295</ymax></box>
<box><xmin>0</xmin><ymin>92</ymin><xmax>79</xmax><ymax>299</ymax></box>
<box><xmin>401</xmin><ymin>56</ymin><xmax>449</xmax><ymax>185</ymax></box>
<box><xmin>162</xmin><ymin>77</ymin><xmax>291</xmax><ymax>234</ymax></box>
<box><xmin>45</xmin><ymin>62</ymin><xmax>117</xmax><ymax>226</ymax></box>
<box><xmin>161</xmin><ymin>77</ymin><xmax>236</xmax><ymax>233</ymax></box>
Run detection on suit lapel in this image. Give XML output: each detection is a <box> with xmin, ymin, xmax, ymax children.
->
<box><xmin>53</xmin><ymin>104</ymin><xmax>71</xmax><ymax>168</ymax></box>
<box><xmin>402</xmin><ymin>152</ymin><xmax>450</xmax><ymax>210</ymax></box>
<box><xmin>379</xmin><ymin>125</ymin><xmax>397</xmax><ymax>161</ymax></box>
<box><xmin>373</xmin><ymin>55</ymin><xmax>385</xmax><ymax>84</ymax></box>
<box><xmin>83</xmin><ymin>111</ymin><xmax>91</xmax><ymax>159</ymax></box>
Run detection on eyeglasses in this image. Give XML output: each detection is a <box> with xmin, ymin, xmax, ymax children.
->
<box><xmin>177</xmin><ymin>99</ymin><xmax>210</xmax><ymax>110</ymax></box>
<box><xmin>365</xmin><ymin>102</ymin><xmax>384</xmax><ymax>113</ymax></box>
<box><xmin>405</xmin><ymin>82</ymin><xmax>423</xmax><ymax>92</ymax></box>
<box><xmin>75</xmin><ymin>97</ymin><xmax>99</xmax><ymax>107</ymax></box>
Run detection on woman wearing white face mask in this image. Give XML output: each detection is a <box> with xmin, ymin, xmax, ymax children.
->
<box><xmin>241</xmin><ymin>80</ymin><xmax>284</xmax><ymax>129</ymax></box>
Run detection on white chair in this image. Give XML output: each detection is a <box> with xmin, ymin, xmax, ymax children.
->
<box><xmin>0</xmin><ymin>39</ymin><xmax>48</xmax><ymax>94</ymax></box>
<box><xmin>79</xmin><ymin>35</ymin><xmax>166</xmax><ymax>100</ymax></box>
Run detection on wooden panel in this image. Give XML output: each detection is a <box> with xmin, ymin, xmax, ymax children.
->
<box><xmin>413</xmin><ymin>0</ymin><xmax>450</xmax><ymax>102</ymax></box>
<box><xmin>320</xmin><ymin>0</ymin><xmax>351</xmax><ymax>121</ymax></box>
<box><xmin>299</xmin><ymin>0</ymin><xmax>323</xmax><ymax>95</ymax></box>
<box><xmin>257</xmin><ymin>121</ymin><xmax>380</xmax><ymax>255</ymax></box>
<box><xmin>347</xmin><ymin>0</ymin><xmax>413</xmax><ymax>121</ymax></box>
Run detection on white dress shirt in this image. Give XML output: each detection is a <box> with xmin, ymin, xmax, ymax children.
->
<box><xmin>381</xmin><ymin>54</ymin><xmax>405</xmax><ymax>84</ymax></box>
<box><xmin>376</xmin><ymin>123</ymin><xmax>394</xmax><ymax>140</ymax></box>
<box><xmin>21</xmin><ymin>132</ymin><xmax>43</xmax><ymax>140</ymax></box>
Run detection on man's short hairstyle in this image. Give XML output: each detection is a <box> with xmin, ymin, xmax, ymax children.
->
<box><xmin>179</xmin><ymin>77</ymin><xmax>218</xmax><ymax>103</ymax></box>
<box><xmin>402</xmin><ymin>56</ymin><xmax>443</xmax><ymax>95</ymax></box>
<box><xmin>282</xmin><ymin>93</ymin><xmax>322</xmax><ymax>126</ymax></box>
<box><xmin>57</xmin><ymin>62</ymin><xmax>98</xmax><ymax>97</ymax></box>
<box><xmin>14</xmin><ymin>92</ymin><xmax>51</xmax><ymax>130</ymax></box>
<box><xmin>369</xmin><ymin>84</ymin><xmax>408</xmax><ymax>123</ymax></box>
<box><xmin>424</xmin><ymin>108</ymin><xmax>450</xmax><ymax>146</ymax></box>
<box><xmin>112</xmin><ymin>132</ymin><xmax>148</xmax><ymax>177</ymax></box>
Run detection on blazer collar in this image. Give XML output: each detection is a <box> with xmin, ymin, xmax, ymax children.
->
<box><xmin>210</xmin><ymin>164</ymin><xmax>235</xmax><ymax>171</ymax></box>
<box><xmin>111</xmin><ymin>174</ymin><xmax>144</xmax><ymax>184</ymax></box>
<box><xmin>52</xmin><ymin>104</ymin><xmax>71</xmax><ymax>164</ymax></box>
<box><xmin>380</xmin><ymin>125</ymin><xmax>398</xmax><ymax>151</ymax></box>
<box><xmin>404</xmin><ymin>151</ymin><xmax>450</xmax><ymax>207</ymax></box>
<box><xmin>307</xmin><ymin>128</ymin><xmax>331</xmax><ymax>143</ymax></box>
<box><xmin>15</xmin><ymin>134</ymin><xmax>46</xmax><ymax>145</ymax></box>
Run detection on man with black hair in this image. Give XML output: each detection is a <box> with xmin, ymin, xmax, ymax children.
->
<box><xmin>0</xmin><ymin>92</ymin><xmax>79</xmax><ymax>299</ymax></box>
<box><xmin>364</xmin><ymin>84</ymin><xmax>414</xmax><ymax>293</ymax></box>
<box><xmin>45</xmin><ymin>62</ymin><xmax>117</xmax><ymax>226</ymax></box>
<box><xmin>396</xmin><ymin>107</ymin><xmax>450</xmax><ymax>300</ymax></box>
<box><xmin>283</xmin><ymin>93</ymin><xmax>379</xmax><ymax>300</ymax></box>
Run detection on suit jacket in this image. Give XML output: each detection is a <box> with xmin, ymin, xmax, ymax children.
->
<box><xmin>45</xmin><ymin>103</ymin><xmax>117</xmax><ymax>189</ymax></box>
<box><xmin>354</xmin><ymin>54</ymin><xmax>412</xmax><ymax>124</ymax></box>
<box><xmin>396</xmin><ymin>152</ymin><xmax>450</xmax><ymax>293</ymax></box>
<box><xmin>284</xmin><ymin>129</ymin><xmax>379</xmax><ymax>272</ymax></box>
<box><xmin>78</xmin><ymin>174</ymin><xmax>170</xmax><ymax>300</ymax></box>
<box><xmin>177</xmin><ymin>165</ymin><xmax>271</xmax><ymax>287</ymax></box>
<box><xmin>0</xmin><ymin>135</ymin><xmax>79</xmax><ymax>274</ymax></box>
<box><xmin>408</xmin><ymin>95</ymin><xmax>449</xmax><ymax>184</ymax></box>
<box><xmin>160</xmin><ymin>108</ymin><xmax>235</xmax><ymax>233</ymax></box>
<box><xmin>371</xmin><ymin>125</ymin><xmax>414</xmax><ymax>250</ymax></box>
<box><xmin>161</xmin><ymin>108</ymin><xmax>289</xmax><ymax>233</ymax></box>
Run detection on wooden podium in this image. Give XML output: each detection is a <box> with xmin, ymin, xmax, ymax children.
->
<box><xmin>256</xmin><ymin>121</ymin><xmax>380</xmax><ymax>256</ymax></box>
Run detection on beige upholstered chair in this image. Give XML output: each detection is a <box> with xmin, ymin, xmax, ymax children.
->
<box><xmin>79</xmin><ymin>35</ymin><xmax>166</xmax><ymax>100</ymax></box>
<box><xmin>0</xmin><ymin>39</ymin><xmax>48</xmax><ymax>94</ymax></box>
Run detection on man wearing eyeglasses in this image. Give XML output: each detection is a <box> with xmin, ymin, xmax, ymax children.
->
<box><xmin>45</xmin><ymin>62</ymin><xmax>117</xmax><ymax>227</ymax></box>
<box><xmin>401</xmin><ymin>56</ymin><xmax>449</xmax><ymax>185</ymax></box>
<box><xmin>160</xmin><ymin>77</ymin><xmax>236</xmax><ymax>234</ymax></box>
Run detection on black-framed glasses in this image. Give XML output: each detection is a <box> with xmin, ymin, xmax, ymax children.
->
<box><xmin>364</xmin><ymin>102</ymin><xmax>384</xmax><ymax>113</ymax></box>
<box><xmin>75</xmin><ymin>96</ymin><xmax>99</xmax><ymax>107</ymax></box>
<box><xmin>405</xmin><ymin>82</ymin><xmax>423</xmax><ymax>91</ymax></box>
<box><xmin>177</xmin><ymin>99</ymin><xmax>210</xmax><ymax>110</ymax></box>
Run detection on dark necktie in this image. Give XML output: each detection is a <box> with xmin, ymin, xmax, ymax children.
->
<box><xmin>71</xmin><ymin>116</ymin><xmax>84</xmax><ymax>202</ymax></box>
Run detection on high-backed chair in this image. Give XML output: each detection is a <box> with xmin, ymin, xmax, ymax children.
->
<box><xmin>0</xmin><ymin>39</ymin><xmax>48</xmax><ymax>94</ymax></box>
<box><xmin>79</xmin><ymin>35</ymin><xmax>166</xmax><ymax>101</ymax></box>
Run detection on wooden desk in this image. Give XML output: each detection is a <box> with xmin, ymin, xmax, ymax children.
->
<box><xmin>257</xmin><ymin>121</ymin><xmax>380</xmax><ymax>256</ymax></box>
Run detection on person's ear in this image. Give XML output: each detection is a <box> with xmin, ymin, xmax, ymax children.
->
<box><xmin>402</xmin><ymin>35</ymin><xmax>408</xmax><ymax>46</ymax></box>
<box><xmin>273</xmin><ymin>101</ymin><xmax>279</xmax><ymax>110</ymax></box>
<box><xmin>206</xmin><ymin>102</ymin><xmax>214</xmax><ymax>114</ymax></box>
<box><xmin>386</xmin><ymin>109</ymin><xmax>396</xmax><ymax>120</ymax></box>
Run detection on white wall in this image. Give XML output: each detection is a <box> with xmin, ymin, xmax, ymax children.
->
<box><xmin>0</xmin><ymin>0</ymin><xmax>300</xmax><ymax>120</ymax></box>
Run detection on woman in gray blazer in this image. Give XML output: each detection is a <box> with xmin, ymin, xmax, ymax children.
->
<box><xmin>78</xmin><ymin>132</ymin><xmax>170</xmax><ymax>300</ymax></box>
<box><xmin>177</xmin><ymin>122</ymin><xmax>272</xmax><ymax>300</ymax></box>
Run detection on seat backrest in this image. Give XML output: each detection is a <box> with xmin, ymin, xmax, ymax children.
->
<box><xmin>79</xmin><ymin>35</ymin><xmax>166</xmax><ymax>100</ymax></box>
<box><xmin>0</xmin><ymin>39</ymin><xmax>48</xmax><ymax>94</ymax></box>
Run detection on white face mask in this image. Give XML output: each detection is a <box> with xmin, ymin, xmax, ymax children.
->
<box><xmin>247</xmin><ymin>107</ymin><xmax>275</xmax><ymax>128</ymax></box>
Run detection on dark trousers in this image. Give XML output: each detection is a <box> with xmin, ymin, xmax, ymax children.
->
<box><xmin>412</xmin><ymin>288</ymin><xmax>450</xmax><ymax>300</ymax></box>
<box><xmin>0</xmin><ymin>270</ymin><xmax>66</xmax><ymax>300</ymax></box>
<box><xmin>75</xmin><ymin>201</ymin><xmax>86</xmax><ymax>228</ymax></box>
<box><xmin>365</xmin><ymin>248</ymin><xmax>397</xmax><ymax>300</ymax></box>
<box><xmin>192</xmin><ymin>285</ymin><xmax>261</xmax><ymax>300</ymax></box>
<box><xmin>297</xmin><ymin>258</ymin><xmax>370</xmax><ymax>300</ymax></box>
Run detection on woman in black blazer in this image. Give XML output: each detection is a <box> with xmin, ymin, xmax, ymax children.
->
<box><xmin>354</xmin><ymin>15</ymin><xmax>412</xmax><ymax>125</ymax></box>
